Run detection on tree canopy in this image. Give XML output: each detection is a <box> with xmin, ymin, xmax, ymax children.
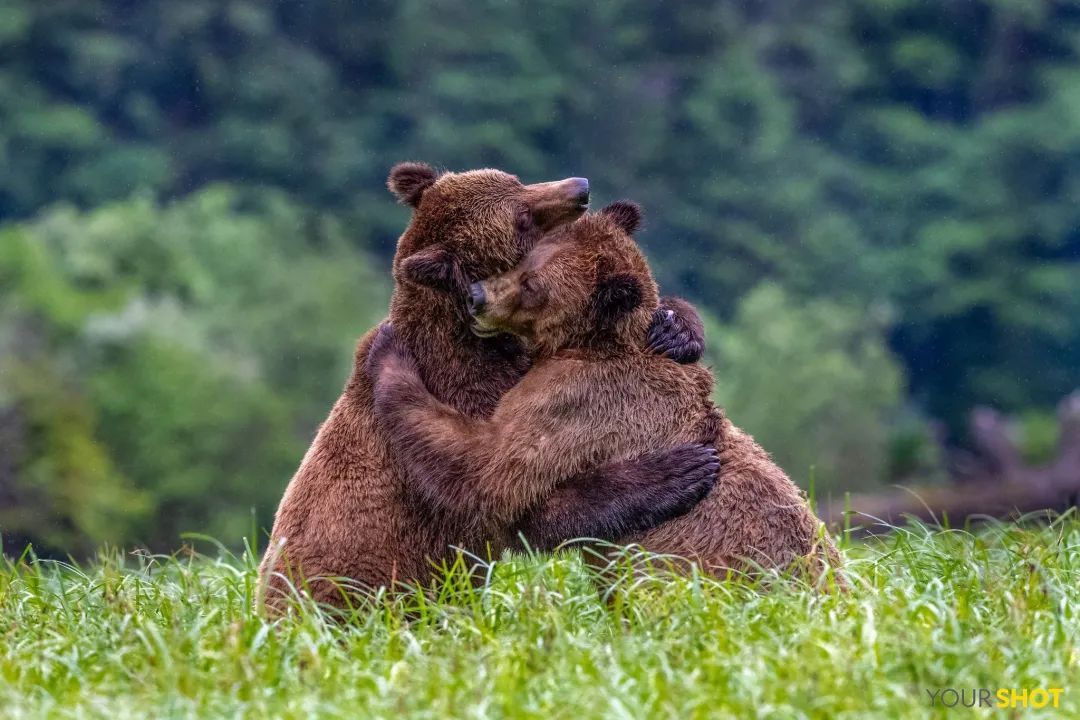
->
<box><xmin>0</xmin><ymin>0</ymin><xmax>1077</xmax><ymax>551</ymax></box>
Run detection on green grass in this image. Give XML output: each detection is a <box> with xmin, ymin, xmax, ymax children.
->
<box><xmin>2</xmin><ymin>518</ymin><xmax>1078</xmax><ymax>719</ymax></box>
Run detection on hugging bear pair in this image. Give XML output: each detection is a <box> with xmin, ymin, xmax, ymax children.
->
<box><xmin>260</xmin><ymin>164</ymin><xmax>842</xmax><ymax>611</ymax></box>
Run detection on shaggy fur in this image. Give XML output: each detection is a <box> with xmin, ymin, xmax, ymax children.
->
<box><xmin>259</xmin><ymin>166</ymin><xmax>715</xmax><ymax>609</ymax></box>
<box><xmin>369</xmin><ymin>202</ymin><xmax>844</xmax><ymax>583</ymax></box>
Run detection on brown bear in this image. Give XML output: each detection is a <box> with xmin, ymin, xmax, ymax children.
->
<box><xmin>365</xmin><ymin>200</ymin><xmax>844</xmax><ymax>585</ymax></box>
<box><xmin>259</xmin><ymin>165</ymin><xmax>718</xmax><ymax>610</ymax></box>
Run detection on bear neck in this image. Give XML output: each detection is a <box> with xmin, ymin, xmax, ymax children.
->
<box><xmin>385</xmin><ymin>281</ymin><xmax>529</xmax><ymax>417</ymax></box>
<box><xmin>529</xmin><ymin>316</ymin><xmax>649</xmax><ymax>363</ymax></box>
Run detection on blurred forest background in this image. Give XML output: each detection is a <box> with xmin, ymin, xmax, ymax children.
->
<box><xmin>1</xmin><ymin>0</ymin><xmax>1078</xmax><ymax>555</ymax></box>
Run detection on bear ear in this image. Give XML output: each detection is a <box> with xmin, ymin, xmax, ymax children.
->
<box><xmin>398</xmin><ymin>244</ymin><xmax>465</xmax><ymax>294</ymax></box>
<box><xmin>388</xmin><ymin>162</ymin><xmax>439</xmax><ymax>208</ymax></box>
<box><xmin>599</xmin><ymin>200</ymin><xmax>642</xmax><ymax>234</ymax></box>
<box><xmin>592</xmin><ymin>270</ymin><xmax>644</xmax><ymax>329</ymax></box>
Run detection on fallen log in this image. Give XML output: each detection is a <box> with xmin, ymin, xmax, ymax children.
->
<box><xmin>823</xmin><ymin>391</ymin><xmax>1080</xmax><ymax>531</ymax></box>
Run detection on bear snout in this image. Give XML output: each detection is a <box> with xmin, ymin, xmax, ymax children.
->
<box><xmin>567</xmin><ymin>177</ymin><xmax>590</xmax><ymax>208</ymax></box>
<box><xmin>527</xmin><ymin>177</ymin><xmax>590</xmax><ymax>231</ymax></box>
<box><xmin>467</xmin><ymin>282</ymin><xmax>487</xmax><ymax>315</ymax></box>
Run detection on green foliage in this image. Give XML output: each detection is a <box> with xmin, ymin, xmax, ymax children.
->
<box><xmin>1015</xmin><ymin>410</ymin><xmax>1060</xmax><ymax>466</ymax></box>
<box><xmin>0</xmin><ymin>189</ymin><xmax>390</xmax><ymax>553</ymax></box>
<box><xmin>712</xmin><ymin>284</ymin><xmax>904</xmax><ymax>494</ymax></box>
<box><xmin>1</xmin><ymin>0</ymin><xmax>1079</xmax><ymax>551</ymax></box>
<box><xmin>884</xmin><ymin>411</ymin><xmax>946</xmax><ymax>485</ymax></box>
<box><xmin>1</xmin><ymin>520</ymin><xmax>1078</xmax><ymax>717</ymax></box>
<box><xmin>0</xmin><ymin>355</ymin><xmax>146</xmax><ymax>554</ymax></box>
<box><xmin>1</xmin><ymin>0</ymin><xmax>1075</xmax><ymax>427</ymax></box>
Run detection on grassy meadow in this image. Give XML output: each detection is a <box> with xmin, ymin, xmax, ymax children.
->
<box><xmin>1</xmin><ymin>518</ymin><xmax>1078</xmax><ymax>719</ymax></box>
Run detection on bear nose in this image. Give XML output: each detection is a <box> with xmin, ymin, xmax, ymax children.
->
<box><xmin>467</xmin><ymin>282</ymin><xmax>486</xmax><ymax>315</ymax></box>
<box><xmin>568</xmin><ymin>177</ymin><xmax>590</xmax><ymax>207</ymax></box>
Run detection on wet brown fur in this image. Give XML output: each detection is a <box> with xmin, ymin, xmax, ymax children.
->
<box><xmin>259</xmin><ymin>167</ymin><xmax>717</xmax><ymax>609</ymax></box>
<box><xmin>371</xmin><ymin>204</ymin><xmax>844</xmax><ymax>585</ymax></box>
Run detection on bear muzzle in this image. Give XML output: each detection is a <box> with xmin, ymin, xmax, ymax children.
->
<box><xmin>526</xmin><ymin>177</ymin><xmax>590</xmax><ymax>231</ymax></box>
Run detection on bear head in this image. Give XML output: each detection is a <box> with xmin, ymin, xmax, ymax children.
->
<box><xmin>465</xmin><ymin>200</ymin><xmax>660</xmax><ymax>357</ymax></box>
<box><xmin>388</xmin><ymin>163</ymin><xmax>591</xmax><ymax>295</ymax></box>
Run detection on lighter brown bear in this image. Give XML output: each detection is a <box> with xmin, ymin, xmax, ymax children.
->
<box><xmin>367</xmin><ymin>201</ymin><xmax>844</xmax><ymax>585</ymax></box>
<box><xmin>259</xmin><ymin>166</ymin><xmax>719</xmax><ymax>610</ymax></box>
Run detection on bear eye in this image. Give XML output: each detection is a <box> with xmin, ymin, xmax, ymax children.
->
<box><xmin>519</xmin><ymin>275</ymin><xmax>546</xmax><ymax>309</ymax></box>
<box><xmin>515</xmin><ymin>207</ymin><xmax>534</xmax><ymax>233</ymax></box>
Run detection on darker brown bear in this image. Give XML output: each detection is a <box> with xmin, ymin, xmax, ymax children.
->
<box><xmin>259</xmin><ymin>166</ymin><xmax>717</xmax><ymax>610</ymax></box>
<box><xmin>367</xmin><ymin>201</ymin><xmax>844</xmax><ymax>584</ymax></box>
